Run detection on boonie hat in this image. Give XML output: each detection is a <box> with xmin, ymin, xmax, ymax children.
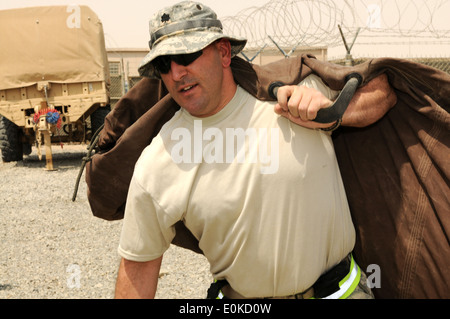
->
<box><xmin>138</xmin><ymin>1</ymin><xmax>247</xmax><ymax>78</ymax></box>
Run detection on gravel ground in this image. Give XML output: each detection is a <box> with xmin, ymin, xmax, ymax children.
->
<box><xmin>0</xmin><ymin>144</ymin><xmax>211</xmax><ymax>299</ymax></box>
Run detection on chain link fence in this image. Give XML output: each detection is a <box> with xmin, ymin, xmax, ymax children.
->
<box><xmin>414</xmin><ymin>58</ymin><xmax>450</xmax><ymax>74</ymax></box>
<box><xmin>332</xmin><ymin>57</ymin><xmax>450</xmax><ymax>72</ymax></box>
<box><xmin>110</xmin><ymin>75</ymin><xmax>124</xmax><ymax>107</ymax></box>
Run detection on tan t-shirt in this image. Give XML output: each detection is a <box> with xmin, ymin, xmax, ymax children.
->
<box><xmin>118</xmin><ymin>75</ymin><xmax>355</xmax><ymax>298</ymax></box>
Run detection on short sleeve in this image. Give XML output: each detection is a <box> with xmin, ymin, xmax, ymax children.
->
<box><xmin>118</xmin><ymin>174</ymin><xmax>175</xmax><ymax>262</ymax></box>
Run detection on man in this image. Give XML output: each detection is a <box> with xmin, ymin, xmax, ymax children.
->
<box><xmin>115</xmin><ymin>1</ymin><xmax>396</xmax><ymax>299</ymax></box>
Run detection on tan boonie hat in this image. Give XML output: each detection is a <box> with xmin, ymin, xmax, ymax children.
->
<box><xmin>138</xmin><ymin>1</ymin><xmax>247</xmax><ymax>78</ymax></box>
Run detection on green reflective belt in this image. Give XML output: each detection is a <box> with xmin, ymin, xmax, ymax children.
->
<box><xmin>321</xmin><ymin>254</ymin><xmax>361</xmax><ymax>299</ymax></box>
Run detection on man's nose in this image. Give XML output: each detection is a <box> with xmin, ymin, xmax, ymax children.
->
<box><xmin>170</xmin><ymin>61</ymin><xmax>188</xmax><ymax>81</ymax></box>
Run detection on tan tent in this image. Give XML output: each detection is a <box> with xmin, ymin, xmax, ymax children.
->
<box><xmin>0</xmin><ymin>5</ymin><xmax>109</xmax><ymax>90</ymax></box>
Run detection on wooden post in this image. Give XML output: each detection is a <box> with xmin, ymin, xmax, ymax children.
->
<box><xmin>43</xmin><ymin>130</ymin><xmax>55</xmax><ymax>171</ymax></box>
<box><xmin>37</xmin><ymin>113</ymin><xmax>56</xmax><ymax>171</ymax></box>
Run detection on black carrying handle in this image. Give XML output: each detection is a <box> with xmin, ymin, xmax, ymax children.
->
<box><xmin>268</xmin><ymin>73</ymin><xmax>363</xmax><ymax>123</ymax></box>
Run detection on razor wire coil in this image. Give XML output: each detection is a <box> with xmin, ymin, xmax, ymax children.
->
<box><xmin>221</xmin><ymin>0</ymin><xmax>450</xmax><ymax>50</ymax></box>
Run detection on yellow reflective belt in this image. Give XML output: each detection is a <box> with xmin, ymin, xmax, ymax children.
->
<box><xmin>322</xmin><ymin>255</ymin><xmax>361</xmax><ymax>299</ymax></box>
<box><xmin>213</xmin><ymin>279</ymin><xmax>226</xmax><ymax>299</ymax></box>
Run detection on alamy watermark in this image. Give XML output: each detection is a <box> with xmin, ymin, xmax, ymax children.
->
<box><xmin>366</xmin><ymin>263</ymin><xmax>381</xmax><ymax>289</ymax></box>
<box><xmin>66</xmin><ymin>263</ymin><xmax>81</xmax><ymax>289</ymax></box>
<box><xmin>170</xmin><ymin>120</ymin><xmax>279</xmax><ymax>174</ymax></box>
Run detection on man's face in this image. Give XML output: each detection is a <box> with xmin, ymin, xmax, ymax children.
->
<box><xmin>159</xmin><ymin>40</ymin><xmax>233</xmax><ymax>118</ymax></box>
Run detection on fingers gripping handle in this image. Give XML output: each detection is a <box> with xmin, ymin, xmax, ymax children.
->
<box><xmin>268</xmin><ymin>73</ymin><xmax>363</xmax><ymax>123</ymax></box>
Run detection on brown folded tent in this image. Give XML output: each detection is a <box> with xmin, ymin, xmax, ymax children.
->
<box><xmin>84</xmin><ymin>55</ymin><xmax>449</xmax><ymax>298</ymax></box>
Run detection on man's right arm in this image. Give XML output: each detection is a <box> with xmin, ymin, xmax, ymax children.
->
<box><xmin>115</xmin><ymin>256</ymin><xmax>163</xmax><ymax>299</ymax></box>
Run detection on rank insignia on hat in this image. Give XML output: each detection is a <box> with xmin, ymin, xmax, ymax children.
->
<box><xmin>161</xmin><ymin>13</ymin><xmax>170</xmax><ymax>23</ymax></box>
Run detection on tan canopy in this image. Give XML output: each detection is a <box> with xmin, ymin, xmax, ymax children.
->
<box><xmin>0</xmin><ymin>5</ymin><xmax>109</xmax><ymax>90</ymax></box>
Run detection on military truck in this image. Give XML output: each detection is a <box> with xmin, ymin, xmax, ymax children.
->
<box><xmin>0</xmin><ymin>5</ymin><xmax>110</xmax><ymax>169</ymax></box>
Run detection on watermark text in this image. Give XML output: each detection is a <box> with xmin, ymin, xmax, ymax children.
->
<box><xmin>171</xmin><ymin>120</ymin><xmax>279</xmax><ymax>174</ymax></box>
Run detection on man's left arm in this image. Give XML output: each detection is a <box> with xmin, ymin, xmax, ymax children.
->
<box><xmin>274</xmin><ymin>73</ymin><xmax>397</xmax><ymax>130</ymax></box>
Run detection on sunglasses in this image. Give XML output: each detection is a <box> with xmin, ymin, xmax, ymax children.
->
<box><xmin>153</xmin><ymin>50</ymin><xmax>203</xmax><ymax>75</ymax></box>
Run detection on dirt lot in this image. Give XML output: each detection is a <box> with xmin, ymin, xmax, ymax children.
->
<box><xmin>0</xmin><ymin>144</ymin><xmax>210</xmax><ymax>299</ymax></box>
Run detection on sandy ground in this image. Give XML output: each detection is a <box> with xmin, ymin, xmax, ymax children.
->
<box><xmin>0</xmin><ymin>144</ymin><xmax>211</xmax><ymax>299</ymax></box>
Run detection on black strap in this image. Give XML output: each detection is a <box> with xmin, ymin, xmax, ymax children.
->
<box><xmin>206</xmin><ymin>279</ymin><xmax>228</xmax><ymax>299</ymax></box>
<box><xmin>313</xmin><ymin>255</ymin><xmax>351</xmax><ymax>298</ymax></box>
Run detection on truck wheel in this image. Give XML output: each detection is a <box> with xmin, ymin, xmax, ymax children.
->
<box><xmin>90</xmin><ymin>105</ymin><xmax>111</xmax><ymax>136</ymax></box>
<box><xmin>23</xmin><ymin>143</ymin><xmax>32</xmax><ymax>156</ymax></box>
<box><xmin>0</xmin><ymin>116</ymin><xmax>23</xmax><ymax>162</ymax></box>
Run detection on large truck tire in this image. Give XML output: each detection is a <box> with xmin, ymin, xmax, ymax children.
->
<box><xmin>0</xmin><ymin>116</ymin><xmax>23</xmax><ymax>162</ymax></box>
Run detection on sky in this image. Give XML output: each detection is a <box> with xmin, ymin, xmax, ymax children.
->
<box><xmin>0</xmin><ymin>0</ymin><xmax>271</xmax><ymax>48</ymax></box>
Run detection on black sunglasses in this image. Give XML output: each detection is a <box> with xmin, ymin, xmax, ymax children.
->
<box><xmin>153</xmin><ymin>50</ymin><xmax>203</xmax><ymax>75</ymax></box>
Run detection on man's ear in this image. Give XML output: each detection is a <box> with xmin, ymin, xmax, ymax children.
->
<box><xmin>216</xmin><ymin>39</ymin><xmax>232</xmax><ymax>68</ymax></box>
